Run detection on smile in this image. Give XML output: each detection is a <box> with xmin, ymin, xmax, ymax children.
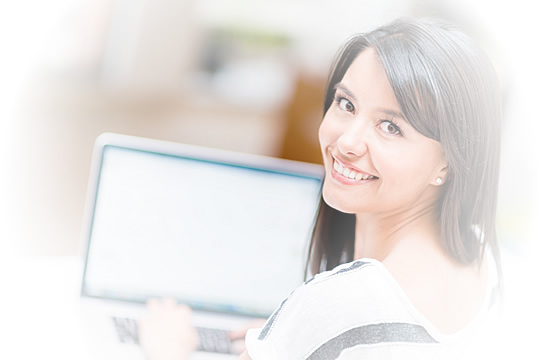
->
<box><xmin>332</xmin><ymin>159</ymin><xmax>378</xmax><ymax>182</ymax></box>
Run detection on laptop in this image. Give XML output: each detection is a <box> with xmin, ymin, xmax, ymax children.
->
<box><xmin>78</xmin><ymin>133</ymin><xmax>324</xmax><ymax>359</ymax></box>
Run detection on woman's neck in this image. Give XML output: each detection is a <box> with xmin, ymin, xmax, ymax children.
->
<box><xmin>353</xmin><ymin>201</ymin><xmax>442</xmax><ymax>262</ymax></box>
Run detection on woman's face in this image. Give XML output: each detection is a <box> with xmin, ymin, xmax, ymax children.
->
<box><xmin>319</xmin><ymin>48</ymin><xmax>447</xmax><ymax>215</ymax></box>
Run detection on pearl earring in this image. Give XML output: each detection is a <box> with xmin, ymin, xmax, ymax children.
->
<box><xmin>436</xmin><ymin>177</ymin><xmax>443</xmax><ymax>185</ymax></box>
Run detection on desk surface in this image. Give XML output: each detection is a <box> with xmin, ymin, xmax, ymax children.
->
<box><xmin>0</xmin><ymin>256</ymin><xmax>91</xmax><ymax>360</ymax></box>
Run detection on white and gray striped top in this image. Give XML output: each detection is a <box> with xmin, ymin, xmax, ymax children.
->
<box><xmin>245</xmin><ymin>257</ymin><xmax>500</xmax><ymax>359</ymax></box>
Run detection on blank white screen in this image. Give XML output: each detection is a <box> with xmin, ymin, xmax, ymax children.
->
<box><xmin>83</xmin><ymin>146</ymin><xmax>322</xmax><ymax>317</ymax></box>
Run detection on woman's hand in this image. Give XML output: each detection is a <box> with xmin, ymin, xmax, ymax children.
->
<box><xmin>228</xmin><ymin>318</ymin><xmax>267</xmax><ymax>354</ymax></box>
<box><xmin>138</xmin><ymin>298</ymin><xmax>199</xmax><ymax>360</ymax></box>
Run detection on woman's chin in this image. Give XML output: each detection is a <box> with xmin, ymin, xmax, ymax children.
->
<box><xmin>322</xmin><ymin>189</ymin><xmax>360</xmax><ymax>214</ymax></box>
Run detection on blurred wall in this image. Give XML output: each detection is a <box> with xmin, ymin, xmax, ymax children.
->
<box><xmin>0</xmin><ymin>0</ymin><xmax>537</xmax><ymax>260</ymax></box>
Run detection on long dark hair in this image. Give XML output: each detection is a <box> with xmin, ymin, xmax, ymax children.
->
<box><xmin>306</xmin><ymin>18</ymin><xmax>502</xmax><ymax>278</ymax></box>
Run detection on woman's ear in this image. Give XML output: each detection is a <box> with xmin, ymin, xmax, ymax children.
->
<box><xmin>433</xmin><ymin>165</ymin><xmax>448</xmax><ymax>186</ymax></box>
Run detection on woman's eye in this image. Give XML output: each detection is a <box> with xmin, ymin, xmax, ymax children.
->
<box><xmin>338</xmin><ymin>98</ymin><xmax>355</xmax><ymax>113</ymax></box>
<box><xmin>379</xmin><ymin>120</ymin><xmax>402</xmax><ymax>136</ymax></box>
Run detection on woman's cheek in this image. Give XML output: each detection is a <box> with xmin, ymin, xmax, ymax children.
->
<box><xmin>318</xmin><ymin>117</ymin><xmax>336</xmax><ymax>149</ymax></box>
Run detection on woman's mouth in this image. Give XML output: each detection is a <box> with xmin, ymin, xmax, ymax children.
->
<box><xmin>332</xmin><ymin>158</ymin><xmax>379</xmax><ymax>182</ymax></box>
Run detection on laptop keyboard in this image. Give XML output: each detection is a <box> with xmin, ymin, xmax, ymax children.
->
<box><xmin>111</xmin><ymin>316</ymin><xmax>233</xmax><ymax>354</ymax></box>
<box><xmin>112</xmin><ymin>316</ymin><xmax>140</xmax><ymax>344</ymax></box>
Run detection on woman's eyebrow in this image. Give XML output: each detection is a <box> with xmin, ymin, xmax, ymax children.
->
<box><xmin>334</xmin><ymin>83</ymin><xmax>357</xmax><ymax>101</ymax></box>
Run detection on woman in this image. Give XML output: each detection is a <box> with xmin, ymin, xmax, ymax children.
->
<box><xmin>140</xmin><ymin>17</ymin><xmax>502</xmax><ymax>359</ymax></box>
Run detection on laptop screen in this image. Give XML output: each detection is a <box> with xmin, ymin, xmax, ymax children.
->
<box><xmin>82</xmin><ymin>141</ymin><xmax>323</xmax><ymax>318</ymax></box>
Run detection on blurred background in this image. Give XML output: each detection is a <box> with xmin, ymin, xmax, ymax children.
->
<box><xmin>0</xmin><ymin>0</ymin><xmax>540</xmax><ymax>255</ymax></box>
<box><xmin>0</xmin><ymin>0</ymin><xmax>538</xmax><ymax>358</ymax></box>
<box><xmin>0</xmin><ymin>0</ymin><xmax>537</xmax><ymax>265</ymax></box>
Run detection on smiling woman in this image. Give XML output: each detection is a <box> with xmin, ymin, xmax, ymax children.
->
<box><xmin>140</xmin><ymin>17</ymin><xmax>503</xmax><ymax>360</ymax></box>
<box><xmin>244</xmin><ymin>18</ymin><xmax>502</xmax><ymax>359</ymax></box>
<box><xmin>309</xmin><ymin>18</ymin><xmax>501</xmax><ymax>275</ymax></box>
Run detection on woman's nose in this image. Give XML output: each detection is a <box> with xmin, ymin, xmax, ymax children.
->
<box><xmin>336</xmin><ymin>120</ymin><xmax>369</xmax><ymax>157</ymax></box>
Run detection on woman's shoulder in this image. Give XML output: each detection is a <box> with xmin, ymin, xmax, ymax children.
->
<box><xmin>246</xmin><ymin>259</ymin><xmax>427</xmax><ymax>359</ymax></box>
<box><xmin>263</xmin><ymin>258</ymin><xmax>413</xmax><ymax>328</ymax></box>
<box><xmin>290</xmin><ymin>258</ymin><xmax>405</xmax><ymax>316</ymax></box>
<box><xmin>305</xmin><ymin>258</ymin><xmax>382</xmax><ymax>285</ymax></box>
<box><xmin>273</xmin><ymin>257</ymin><xmax>413</xmax><ymax>320</ymax></box>
<box><xmin>245</xmin><ymin>256</ymin><xmax>500</xmax><ymax>359</ymax></box>
<box><xmin>303</xmin><ymin>258</ymin><xmax>410</xmax><ymax>301</ymax></box>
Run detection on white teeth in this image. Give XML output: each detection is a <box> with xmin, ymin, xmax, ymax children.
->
<box><xmin>333</xmin><ymin>160</ymin><xmax>376</xmax><ymax>182</ymax></box>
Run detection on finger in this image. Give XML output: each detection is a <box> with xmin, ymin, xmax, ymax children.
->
<box><xmin>146</xmin><ymin>298</ymin><xmax>161</xmax><ymax>310</ymax></box>
<box><xmin>175</xmin><ymin>304</ymin><xmax>192</xmax><ymax>316</ymax></box>
<box><xmin>228</xmin><ymin>319</ymin><xmax>266</xmax><ymax>340</ymax></box>
<box><xmin>228</xmin><ymin>328</ymin><xmax>245</xmax><ymax>340</ymax></box>
<box><xmin>162</xmin><ymin>297</ymin><xmax>177</xmax><ymax>307</ymax></box>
